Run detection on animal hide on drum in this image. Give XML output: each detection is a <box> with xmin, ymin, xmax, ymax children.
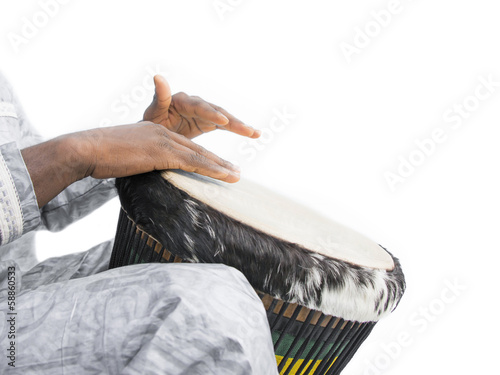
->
<box><xmin>116</xmin><ymin>171</ymin><xmax>406</xmax><ymax>323</ymax></box>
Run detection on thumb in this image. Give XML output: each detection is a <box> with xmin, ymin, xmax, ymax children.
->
<box><xmin>153</xmin><ymin>75</ymin><xmax>172</xmax><ymax>110</ymax></box>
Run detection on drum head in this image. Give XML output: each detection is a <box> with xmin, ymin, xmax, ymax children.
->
<box><xmin>161</xmin><ymin>170</ymin><xmax>394</xmax><ymax>271</ymax></box>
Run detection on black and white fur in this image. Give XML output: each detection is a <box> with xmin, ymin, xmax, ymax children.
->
<box><xmin>115</xmin><ymin>171</ymin><xmax>406</xmax><ymax>323</ymax></box>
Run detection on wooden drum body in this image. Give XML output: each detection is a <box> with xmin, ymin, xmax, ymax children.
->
<box><xmin>109</xmin><ymin>170</ymin><xmax>405</xmax><ymax>375</ymax></box>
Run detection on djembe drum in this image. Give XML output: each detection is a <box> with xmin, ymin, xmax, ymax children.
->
<box><xmin>108</xmin><ymin>170</ymin><xmax>405</xmax><ymax>375</ymax></box>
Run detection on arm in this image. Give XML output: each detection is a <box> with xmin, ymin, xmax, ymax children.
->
<box><xmin>22</xmin><ymin>74</ymin><xmax>258</xmax><ymax>210</ymax></box>
<box><xmin>21</xmin><ymin>122</ymin><xmax>241</xmax><ymax>208</ymax></box>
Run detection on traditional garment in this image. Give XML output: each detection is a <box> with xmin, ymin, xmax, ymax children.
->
<box><xmin>0</xmin><ymin>72</ymin><xmax>277</xmax><ymax>374</ymax></box>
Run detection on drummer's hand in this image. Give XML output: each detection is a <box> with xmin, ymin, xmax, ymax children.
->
<box><xmin>143</xmin><ymin>75</ymin><xmax>261</xmax><ymax>140</ymax></box>
<box><xmin>76</xmin><ymin>122</ymin><xmax>241</xmax><ymax>182</ymax></box>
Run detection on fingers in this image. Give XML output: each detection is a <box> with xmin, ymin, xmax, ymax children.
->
<box><xmin>175</xmin><ymin>94</ymin><xmax>228</xmax><ymax>125</ymax></box>
<box><xmin>155</xmin><ymin>127</ymin><xmax>240</xmax><ymax>183</ymax></box>
<box><xmin>208</xmin><ymin>102</ymin><xmax>261</xmax><ymax>139</ymax></box>
<box><xmin>172</xmin><ymin>92</ymin><xmax>261</xmax><ymax>139</ymax></box>
<box><xmin>153</xmin><ymin>75</ymin><xmax>172</xmax><ymax>110</ymax></box>
<box><xmin>174</xmin><ymin>148</ymin><xmax>240</xmax><ymax>183</ymax></box>
<box><xmin>168</xmin><ymin>131</ymin><xmax>239</xmax><ymax>173</ymax></box>
<box><xmin>194</xmin><ymin>98</ymin><xmax>230</xmax><ymax>125</ymax></box>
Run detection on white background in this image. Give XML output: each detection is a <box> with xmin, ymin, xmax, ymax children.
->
<box><xmin>1</xmin><ymin>0</ymin><xmax>499</xmax><ymax>374</ymax></box>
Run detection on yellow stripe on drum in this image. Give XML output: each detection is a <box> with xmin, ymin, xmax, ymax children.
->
<box><xmin>275</xmin><ymin>355</ymin><xmax>338</xmax><ymax>374</ymax></box>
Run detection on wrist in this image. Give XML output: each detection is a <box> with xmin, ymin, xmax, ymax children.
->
<box><xmin>20</xmin><ymin>133</ymin><xmax>95</xmax><ymax>208</ymax></box>
<box><xmin>57</xmin><ymin>131</ymin><xmax>97</xmax><ymax>182</ymax></box>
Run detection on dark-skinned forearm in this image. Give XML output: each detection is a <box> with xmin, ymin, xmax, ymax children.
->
<box><xmin>21</xmin><ymin>135</ymin><xmax>87</xmax><ymax>208</ymax></box>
